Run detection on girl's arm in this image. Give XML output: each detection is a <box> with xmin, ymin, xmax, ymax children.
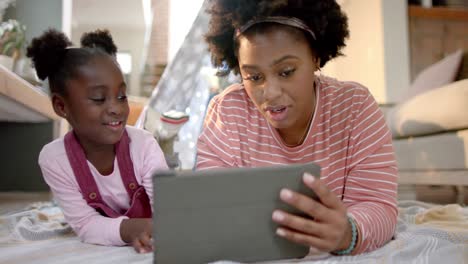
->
<box><xmin>138</xmin><ymin>130</ymin><xmax>169</xmax><ymax>209</ymax></box>
<box><xmin>39</xmin><ymin>163</ymin><xmax>128</xmax><ymax>246</ymax></box>
<box><xmin>129</xmin><ymin>128</ymin><xmax>168</xmax><ymax>253</ymax></box>
<box><xmin>120</xmin><ymin>218</ymin><xmax>152</xmax><ymax>243</ymax></box>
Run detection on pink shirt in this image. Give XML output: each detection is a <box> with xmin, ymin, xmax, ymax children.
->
<box><xmin>197</xmin><ymin>75</ymin><xmax>398</xmax><ymax>254</ymax></box>
<box><xmin>39</xmin><ymin>126</ymin><xmax>167</xmax><ymax>246</ymax></box>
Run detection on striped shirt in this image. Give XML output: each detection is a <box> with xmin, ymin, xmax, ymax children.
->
<box><xmin>196</xmin><ymin>75</ymin><xmax>398</xmax><ymax>254</ymax></box>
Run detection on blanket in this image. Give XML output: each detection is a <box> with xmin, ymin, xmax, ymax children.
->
<box><xmin>0</xmin><ymin>200</ymin><xmax>467</xmax><ymax>264</ymax></box>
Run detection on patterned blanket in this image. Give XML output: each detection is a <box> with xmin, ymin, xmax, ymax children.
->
<box><xmin>0</xmin><ymin>201</ymin><xmax>467</xmax><ymax>264</ymax></box>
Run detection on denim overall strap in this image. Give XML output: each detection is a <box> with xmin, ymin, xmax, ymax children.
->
<box><xmin>115</xmin><ymin>130</ymin><xmax>139</xmax><ymax>197</ymax></box>
<box><xmin>115</xmin><ymin>130</ymin><xmax>152</xmax><ymax>218</ymax></box>
<box><xmin>64</xmin><ymin>131</ymin><xmax>106</xmax><ymax>205</ymax></box>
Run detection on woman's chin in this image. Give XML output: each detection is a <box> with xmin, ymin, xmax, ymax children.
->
<box><xmin>268</xmin><ymin>119</ymin><xmax>291</xmax><ymax>130</ymax></box>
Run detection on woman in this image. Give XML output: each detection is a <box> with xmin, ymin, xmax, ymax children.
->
<box><xmin>197</xmin><ymin>0</ymin><xmax>398</xmax><ymax>256</ymax></box>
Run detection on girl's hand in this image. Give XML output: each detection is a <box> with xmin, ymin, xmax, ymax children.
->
<box><xmin>132</xmin><ymin>230</ymin><xmax>153</xmax><ymax>254</ymax></box>
<box><xmin>120</xmin><ymin>218</ymin><xmax>153</xmax><ymax>253</ymax></box>
<box><xmin>272</xmin><ymin>173</ymin><xmax>353</xmax><ymax>253</ymax></box>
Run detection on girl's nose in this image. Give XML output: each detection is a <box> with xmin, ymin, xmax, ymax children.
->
<box><xmin>108</xmin><ymin>100</ymin><xmax>123</xmax><ymax>115</ymax></box>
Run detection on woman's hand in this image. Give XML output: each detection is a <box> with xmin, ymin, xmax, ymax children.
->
<box><xmin>120</xmin><ymin>218</ymin><xmax>153</xmax><ymax>253</ymax></box>
<box><xmin>272</xmin><ymin>173</ymin><xmax>353</xmax><ymax>253</ymax></box>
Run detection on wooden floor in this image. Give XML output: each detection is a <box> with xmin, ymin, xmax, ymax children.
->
<box><xmin>0</xmin><ymin>192</ymin><xmax>51</xmax><ymax>215</ymax></box>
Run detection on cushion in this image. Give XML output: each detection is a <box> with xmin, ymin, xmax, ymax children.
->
<box><xmin>388</xmin><ymin>79</ymin><xmax>468</xmax><ymax>138</ymax></box>
<box><xmin>407</xmin><ymin>49</ymin><xmax>463</xmax><ymax>99</ymax></box>
<box><xmin>457</xmin><ymin>51</ymin><xmax>468</xmax><ymax>80</ymax></box>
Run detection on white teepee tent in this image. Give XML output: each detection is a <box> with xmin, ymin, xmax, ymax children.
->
<box><xmin>136</xmin><ymin>3</ymin><xmax>221</xmax><ymax>169</ymax></box>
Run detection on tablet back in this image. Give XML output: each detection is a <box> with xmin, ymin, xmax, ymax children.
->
<box><xmin>153</xmin><ymin>163</ymin><xmax>321</xmax><ymax>264</ymax></box>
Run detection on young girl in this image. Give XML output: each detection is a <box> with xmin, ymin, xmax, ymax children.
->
<box><xmin>28</xmin><ymin>29</ymin><xmax>167</xmax><ymax>252</ymax></box>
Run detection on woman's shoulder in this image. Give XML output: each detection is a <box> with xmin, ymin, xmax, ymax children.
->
<box><xmin>318</xmin><ymin>75</ymin><xmax>374</xmax><ymax>109</ymax></box>
<box><xmin>319</xmin><ymin>75</ymin><xmax>371</xmax><ymax>97</ymax></box>
<box><xmin>208</xmin><ymin>83</ymin><xmax>255</xmax><ymax>117</ymax></box>
<box><xmin>211</xmin><ymin>83</ymin><xmax>250</xmax><ymax>106</ymax></box>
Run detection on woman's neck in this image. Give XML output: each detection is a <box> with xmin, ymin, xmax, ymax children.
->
<box><xmin>279</xmin><ymin>109</ymin><xmax>314</xmax><ymax>147</ymax></box>
<box><xmin>279</xmin><ymin>84</ymin><xmax>316</xmax><ymax>147</ymax></box>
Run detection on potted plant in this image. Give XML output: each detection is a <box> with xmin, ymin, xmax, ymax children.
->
<box><xmin>0</xmin><ymin>19</ymin><xmax>26</xmax><ymax>70</ymax></box>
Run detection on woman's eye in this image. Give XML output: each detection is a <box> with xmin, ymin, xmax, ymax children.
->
<box><xmin>245</xmin><ymin>74</ymin><xmax>263</xmax><ymax>82</ymax></box>
<box><xmin>118</xmin><ymin>95</ymin><xmax>128</xmax><ymax>101</ymax></box>
<box><xmin>280</xmin><ymin>68</ymin><xmax>296</xmax><ymax>77</ymax></box>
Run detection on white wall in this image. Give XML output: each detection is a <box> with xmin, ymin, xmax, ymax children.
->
<box><xmin>168</xmin><ymin>0</ymin><xmax>204</xmax><ymax>61</ymax></box>
<box><xmin>72</xmin><ymin>26</ymin><xmax>146</xmax><ymax>96</ymax></box>
<box><xmin>382</xmin><ymin>0</ymin><xmax>410</xmax><ymax>103</ymax></box>
<box><xmin>323</xmin><ymin>0</ymin><xmax>410</xmax><ymax>104</ymax></box>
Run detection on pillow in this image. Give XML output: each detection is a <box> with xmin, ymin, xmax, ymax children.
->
<box><xmin>388</xmin><ymin>79</ymin><xmax>468</xmax><ymax>138</ymax></box>
<box><xmin>407</xmin><ymin>49</ymin><xmax>463</xmax><ymax>99</ymax></box>
<box><xmin>457</xmin><ymin>51</ymin><xmax>468</xmax><ymax>80</ymax></box>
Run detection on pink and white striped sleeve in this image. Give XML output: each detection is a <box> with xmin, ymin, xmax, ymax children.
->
<box><xmin>344</xmin><ymin>91</ymin><xmax>398</xmax><ymax>254</ymax></box>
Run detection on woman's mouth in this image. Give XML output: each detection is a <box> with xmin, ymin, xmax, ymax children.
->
<box><xmin>265</xmin><ymin>106</ymin><xmax>289</xmax><ymax>122</ymax></box>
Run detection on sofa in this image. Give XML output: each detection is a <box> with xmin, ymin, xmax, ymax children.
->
<box><xmin>383</xmin><ymin>49</ymin><xmax>468</xmax><ymax>204</ymax></box>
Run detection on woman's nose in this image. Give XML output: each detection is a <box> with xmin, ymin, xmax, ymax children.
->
<box><xmin>263</xmin><ymin>79</ymin><xmax>282</xmax><ymax>101</ymax></box>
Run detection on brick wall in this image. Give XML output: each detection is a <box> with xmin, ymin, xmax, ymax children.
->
<box><xmin>141</xmin><ymin>0</ymin><xmax>170</xmax><ymax>97</ymax></box>
<box><xmin>148</xmin><ymin>0</ymin><xmax>169</xmax><ymax>66</ymax></box>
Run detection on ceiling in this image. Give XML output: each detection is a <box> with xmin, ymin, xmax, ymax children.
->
<box><xmin>72</xmin><ymin>0</ymin><xmax>145</xmax><ymax>29</ymax></box>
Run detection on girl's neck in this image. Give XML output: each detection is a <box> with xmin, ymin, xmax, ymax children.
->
<box><xmin>76</xmin><ymin>135</ymin><xmax>116</xmax><ymax>176</ymax></box>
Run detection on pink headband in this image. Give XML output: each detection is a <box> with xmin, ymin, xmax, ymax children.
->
<box><xmin>234</xmin><ymin>16</ymin><xmax>316</xmax><ymax>41</ymax></box>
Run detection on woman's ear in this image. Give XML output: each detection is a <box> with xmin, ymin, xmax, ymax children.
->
<box><xmin>51</xmin><ymin>93</ymin><xmax>68</xmax><ymax>119</ymax></box>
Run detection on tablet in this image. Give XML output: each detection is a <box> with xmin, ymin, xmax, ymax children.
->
<box><xmin>153</xmin><ymin>162</ymin><xmax>321</xmax><ymax>264</ymax></box>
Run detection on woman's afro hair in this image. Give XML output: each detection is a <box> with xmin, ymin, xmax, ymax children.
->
<box><xmin>204</xmin><ymin>0</ymin><xmax>349</xmax><ymax>75</ymax></box>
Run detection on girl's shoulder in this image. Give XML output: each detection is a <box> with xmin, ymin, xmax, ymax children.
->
<box><xmin>125</xmin><ymin>125</ymin><xmax>154</xmax><ymax>138</ymax></box>
<box><xmin>125</xmin><ymin>126</ymin><xmax>157</xmax><ymax>147</ymax></box>
<box><xmin>38</xmin><ymin>136</ymin><xmax>66</xmax><ymax>165</ymax></box>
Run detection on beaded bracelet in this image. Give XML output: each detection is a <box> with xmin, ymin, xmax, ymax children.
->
<box><xmin>332</xmin><ymin>215</ymin><xmax>357</xmax><ymax>255</ymax></box>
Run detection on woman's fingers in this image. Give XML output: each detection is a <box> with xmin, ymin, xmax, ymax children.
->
<box><xmin>273</xmin><ymin>173</ymin><xmax>351</xmax><ymax>252</ymax></box>
<box><xmin>302</xmin><ymin>173</ymin><xmax>344</xmax><ymax>211</ymax></box>
<box><xmin>275</xmin><ymin>227</ymin><xmax>333</xmax><ymax>252</ymax></box>
<box><xmin>272</xmin><ymin>209</ymin><xmax>325</xmax><ymax>238</ymax></box>
<box><xmin>279</xmin><ymin>187</ymin><xmax>328</xmax><ymax>221</ymax></box>
<box><xmin>272</xmin><ymin>209</ymin><xmax>350</xmax><ymax>252</ymax></box>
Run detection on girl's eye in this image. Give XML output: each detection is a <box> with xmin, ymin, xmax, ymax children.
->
<box><xmin>118</xmin><ymin>95</ymin><xmax>128</xmax><ymax>101</ymax></box>
<box><xmin>90</xmin><ymin>98</ymin><xmax>105</xmax><ymax>103</ymax></box>
<box><xmin>280</xmin><ymin>68</ymin><xmax>296</xmax><ymax>77</ymax></box>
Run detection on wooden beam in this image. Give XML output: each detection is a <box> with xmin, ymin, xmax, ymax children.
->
<box><xmin>399</xmin><ymin>170</ymin><xmax>468</xmax><ymax>186</ymax></box>
<box><xmin>409</xmin><ymin>5</ymin><xmax>468</xmax><ymax>21</ymax></box>
<box><xmin>0</xmin><ymin>64</ymin><xmax>59</xmax><ymax>121</ymax></box>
